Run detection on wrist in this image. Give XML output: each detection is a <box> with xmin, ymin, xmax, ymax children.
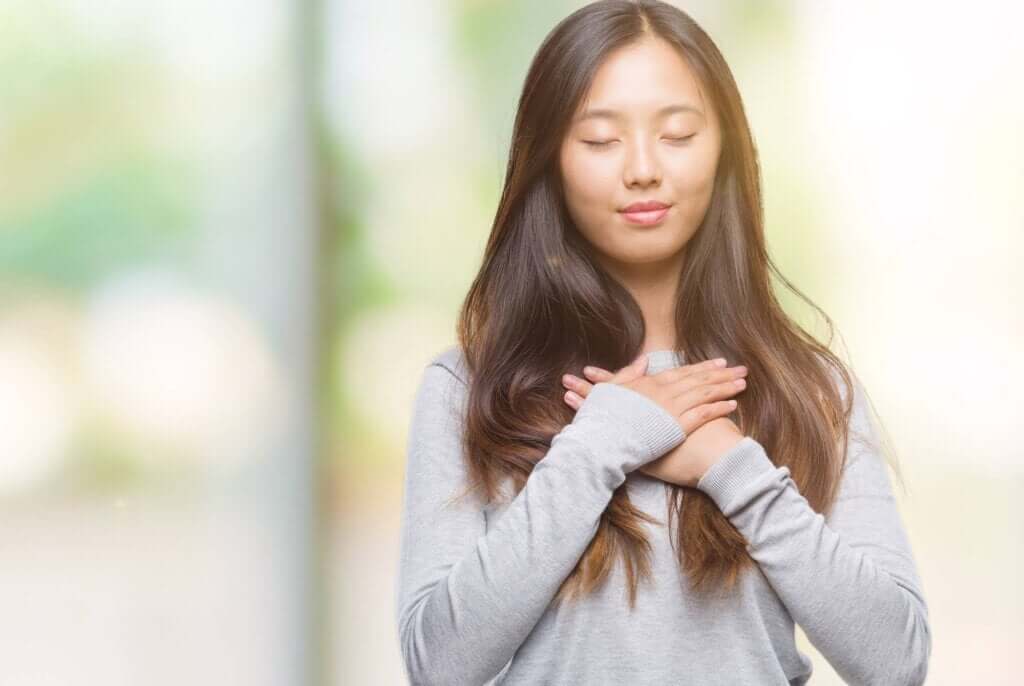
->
<box><xmin>697</xmin><ymin>435</ymin><xmax>747</xmax><ymax>481</ymax></box>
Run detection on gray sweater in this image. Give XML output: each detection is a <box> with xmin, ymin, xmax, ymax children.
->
<box><xmin>395</xmin><ymin>346</ymin><xmax>931</xmax><ymax>685</ymax></box>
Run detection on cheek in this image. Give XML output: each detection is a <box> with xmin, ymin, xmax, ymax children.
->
<box><xmin>666</xmin><ymin>146</ymin><xmax>719</xmax><ymax>196</ymax></box>
<box><xmin>562</xmin><ymin>155</ymin><xmax>615</xmax><ymax>205</ymax></box>
<box><xmin>669</xmin><ymin>161</ymin><xmax>718</xmax><ymax>227</ymax></box>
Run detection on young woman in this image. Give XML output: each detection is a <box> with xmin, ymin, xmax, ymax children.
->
<box><xmin>395</xmin><ymin>1</ymin><xmax>931</xmax><ymax>684</ymax></box>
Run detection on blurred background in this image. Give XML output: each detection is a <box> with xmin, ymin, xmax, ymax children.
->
<box><xmin>0</xmin><ymin>0</ymin><xmax>1019</xmax><ymax>684</ymax></box>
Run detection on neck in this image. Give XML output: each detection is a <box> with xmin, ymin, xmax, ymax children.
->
<box><xmin>598</xmin><ymin>247</ymin><xmax>686</xmax><ymax>354</ymax></box>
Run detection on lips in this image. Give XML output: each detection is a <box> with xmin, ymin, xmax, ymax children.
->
<box><xmin>619</xmin><ymin>202</ymin><xmax>671</xmax><ymax>227</ymax></box>
<box><xmin>620</xmin><ymin>200</ymin><xmax>671</xmax><ymax>213</ymax></box>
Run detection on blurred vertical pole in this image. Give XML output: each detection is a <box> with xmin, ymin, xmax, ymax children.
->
<box><xmin>296</xmin><ymin>0</ymin><xmax>330</xmax><ymax>684</ymax></box>
<box><xmin>226</xmin><ymin>0</ymin><xmax>330</xmax><ymax>682</ymax></box>
<box><xmin>196</xmin><ymin>0</ymin><xmax>329</xmax><ymax>680</ymax></box>
<box><xmin>299</xmin><ymin>0</ymin><xmax>332</xmax><ymax>684</ymax></box>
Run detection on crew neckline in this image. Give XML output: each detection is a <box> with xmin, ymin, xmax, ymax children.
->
<box><xmin>643</xmin><ymin>349</ymin><xmax>684</xmax><ymax>371</ymax></box>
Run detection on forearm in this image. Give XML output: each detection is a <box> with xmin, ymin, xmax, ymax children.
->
<box><xmin>697</xmin><ymin>438</ymin><xmax>931</xmax><ymax>686</ymax></box>
<box><xmin>397</xmin><ymin>379</ymin><xmax>684</xmax><ymax>685</ymax></box>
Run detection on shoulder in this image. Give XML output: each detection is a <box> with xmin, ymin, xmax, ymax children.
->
<box><xmin>816</xmin><ymin>351</ymin><xmax>883</xmax><ymax>455</ymax></box>
<box><xmin>816</xmin><ymin>350</ymin><xmax>863</xmax><ymax>406</ymax></box>
<box><xmin>426</xmin><ymin>343</ymin><xmax>470</xmax><ymax>387</ymax></box>
<box><xmin>413</xmin><ymin>344</ymin><xmax>471</xmax><ymax>421</ymax></box>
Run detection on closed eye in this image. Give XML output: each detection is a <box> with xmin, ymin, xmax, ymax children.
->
<box><xmin>583</xmin><ymin>135</ymin><xmax>696</xmax><ymax>148</ymax></box>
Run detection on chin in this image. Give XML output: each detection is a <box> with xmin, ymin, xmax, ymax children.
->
<box><xmin>615</xmin><ymin>235</ymin><xmax>688</xmax><ymax>262</ymax></box>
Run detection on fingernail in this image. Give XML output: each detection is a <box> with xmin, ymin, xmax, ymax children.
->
<box><xmin>714</xmin><ymin>358</ymin><xmax>727</xmax><ymax>367</ymax></box>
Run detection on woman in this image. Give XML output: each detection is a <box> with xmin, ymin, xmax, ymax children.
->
<box><xmin>395</xmin><ymin>1</ymin><xmax>931</xmax><ymax>684</ymax></box>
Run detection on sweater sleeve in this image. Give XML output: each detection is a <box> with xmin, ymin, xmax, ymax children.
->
<box><xmin>395</xmin><ymin>363</ymin><xmax>684</xmax><ymax>686</ymax></box>
<box><xmin>695</xmin><ymin>374</ymin><xmax>932</xmax><ymax>686</ymax></box>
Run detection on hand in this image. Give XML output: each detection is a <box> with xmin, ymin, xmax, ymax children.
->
<box><xmin>561</xmin><ymin>355</ymin><xmax>748</xmax><ymax>488</ymax></box>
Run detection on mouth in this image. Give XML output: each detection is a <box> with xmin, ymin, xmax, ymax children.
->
<box><xmin>618</xmin><ymin>205</ymin><xmax>672</xmax><ymax>226</ymax></box>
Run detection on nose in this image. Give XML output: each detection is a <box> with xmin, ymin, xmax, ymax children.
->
<box><xmin>623</xmin><ymin>136</ymin><xmax>661</xmax><ymax>188</ymax></box>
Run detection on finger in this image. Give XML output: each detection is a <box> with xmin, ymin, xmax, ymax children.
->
<box><xmin>678</xmin><ymin>399</ymin><xmax>739</xmax><ymax>434</ymax></box>
<box><xmin>561</xmin><ymin>373</ymin><xmax>594</xmax><ymax>398</ymax></box>
<box><xmin>654</xmin><ymin>357</ymin><xmax>728</xmax><ymax>382</ymax></box>
<box><xmin>673</xmin><ymin>376</ymin><xmax>746</xmax><ymax>410</ymax></box>
<box><xmin>611</xmin><ymin>353</ymin><xmax>649</xmax><ymax>383</ymax></box>
<box><xmin>657</xmin><ymin>362</ymin><xmax>747</xmax><ymax>389</ymax></box>
<box><xmin>682</xmin><ymin>358</ymin><xmax>730</xmax><ymax>374</ymax></box>
<box><xmin>563</xmin><ymin>390</ymin><xmax>583</xmax><ymax>410</ymax></box>
<box><xmin>581</xmin><ymin>365</ymin><xmax>613</xmax><ymax>382</ymax></box>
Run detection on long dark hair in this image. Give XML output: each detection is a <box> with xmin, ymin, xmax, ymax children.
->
<box><xmin>452</xmin><ymin>0</ymin><xmax>900</xmax><ymax>608</ymax></box>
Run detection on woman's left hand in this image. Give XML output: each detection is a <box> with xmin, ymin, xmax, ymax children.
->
<box><xmin>562</xmin><ymin>363</ymin><xmax>747</xmax><ymax>488</ymax></box>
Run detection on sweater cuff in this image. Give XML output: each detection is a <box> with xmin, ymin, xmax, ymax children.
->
<box><xmin>695</xmin><ymin>437</ymin><xmax>779</xmax><ymax>513</ymax></box>
<box><xmin>573</xmin><ymin>382</ymin><xmax>685</xmax><ymax>463</ymax></box>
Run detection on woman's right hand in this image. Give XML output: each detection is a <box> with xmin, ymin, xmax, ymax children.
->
<box><xmin>562</xmin><ymin>354</ymin><xmax>748</xmax><ymax>438</ymax></box>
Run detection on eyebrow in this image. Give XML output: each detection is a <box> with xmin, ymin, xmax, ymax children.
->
<box><xmin>576</xmin><ymin>103</ymin><xmax>704</xmax><ymax>122</ymax></box>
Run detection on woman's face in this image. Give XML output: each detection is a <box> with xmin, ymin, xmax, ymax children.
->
<box><xmin>558</xmin><ymin>37</ymin><xmax>722</xmax><ymax>274</ymax></box>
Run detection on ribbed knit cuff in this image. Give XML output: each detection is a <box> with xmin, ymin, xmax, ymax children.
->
<box><xmin>572</xmin><ymin>382</ymin><xmax>685</xmax><ymax>463</ymax></box>
<box><xmin>695</xmin><ymin>436</ymin><xmax>778</xmax><ymax>513</ymax></box>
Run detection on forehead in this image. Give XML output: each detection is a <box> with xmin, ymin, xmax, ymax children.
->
<box><xmin>573</xmin><ymin>37</ymin><xmax>707</xmax><ymax>123</ymax></box>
